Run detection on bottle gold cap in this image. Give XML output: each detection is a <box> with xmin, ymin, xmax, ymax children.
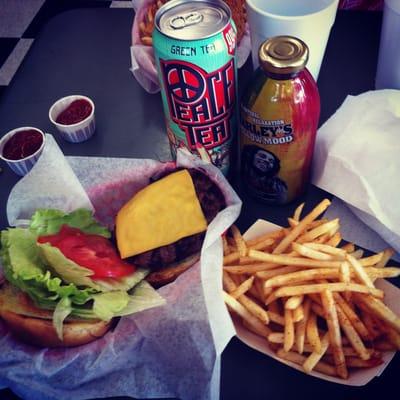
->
<box><xmin>259</xmin><ymin>36</ymin><xmax>309</xmax><ymax>75</ymax></box>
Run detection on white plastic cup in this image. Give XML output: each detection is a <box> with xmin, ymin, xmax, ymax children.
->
<box><xmin>375</xmin><ymin>0</ymin><xmax>400</xmax><ymax>89</ymax></box>
<box><xmin>245</xmin><ymin>0</ymin><xmax>339</xmax><ymax>80</ymax></box>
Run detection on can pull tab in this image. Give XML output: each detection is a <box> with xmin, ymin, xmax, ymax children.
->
<box><xmin>170</xmin><ymin>11</ymin><xmax>203</xmax><ymax>29</ymax></box>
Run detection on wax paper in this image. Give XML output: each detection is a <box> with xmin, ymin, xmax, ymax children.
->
<box><xmin>312</xmin><ymin>90</ymin><xmax>400</xmax><ymax>254</ymax></box>
<box><xmin>130</xmin><ymin>0</ymin><xmax>251</xmax><ymax>93</ymax></box>
<box><xmin>7</xmin><ymin>135</ymin><xmax>93</xmax><ymax>227</ymax></box>
<box><xmin>324</xmin><ymin>197</ymin><xmax>400</xmax><ymax>262</ymax></box>
<box><xmin>0</xmin><ymin>137</ymin><xmax>241</xmax><ymax>400</ymax></box>
<box><xmin>232</xmin><ymin>219</ymin><xmax>399</xmax><ymax>385</ymax></box>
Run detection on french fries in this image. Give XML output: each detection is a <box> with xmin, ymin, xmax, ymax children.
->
<box><xmin>284</xmin><ymin>308</ymin><xmax>295</xmax><ymax>351</ymax></box>
<box><xmin>138</xmin><ymin>0</ymin><xmax>167</xmax><ymax>45</ymax></box>
<box><xmin>222</xmin><ymin>198</ymin><xmax>399</xmax><ymax>379</ymax></box>
<box><xmin>306</xmin><ymin>311</ymin><xmax>322</xmax><ymax>354</ymax></box>
<box><xmin>303</xmin><ymin>332</ymin><xmax>330</xmax><ymax>373</ymax></box>
<box><xmin>231</xmin><ymin>225</ymin><xmax>247</xmax><ymax>257</ymax></box>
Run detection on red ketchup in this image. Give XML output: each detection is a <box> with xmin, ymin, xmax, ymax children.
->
<box><xmin>2</xmin><ymin>129</ymin><xmax>43</xmax><ymax>160</ymax></box>
<box><xmin>56</xmin><ymin>99</ymin><xmax>92</xmax><ymax>125</ymax></box>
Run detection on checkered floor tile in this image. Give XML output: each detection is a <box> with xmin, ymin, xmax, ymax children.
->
<box><xmin>0</xmin><ymin>0</ymin><xmax>132</xmax><ymax>93</ymax></box>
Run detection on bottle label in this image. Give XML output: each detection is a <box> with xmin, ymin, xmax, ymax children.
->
<box><xmin>241</xmin><ymin>105</ymin><xmax>294</xmax><ymax>145</ymax></box>
<box><xmin>240</xmin><ymin>104</ymin><xmax>296</xmax><ymax>204</ymax></box>
<box><xmin>240</xmin><ymin>71</ymin><xmax>320</xmax><ymax>204</ymax></box>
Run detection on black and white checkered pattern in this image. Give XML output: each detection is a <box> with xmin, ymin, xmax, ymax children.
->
<box><xmin>0</xmin><ymin>0</ymin><xmax>133</xmax><ymax>98</ymax></box>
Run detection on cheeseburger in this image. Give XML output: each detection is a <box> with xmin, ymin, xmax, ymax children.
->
<box><xmin>0</xmin><ymin>167</ymin><xmax>225</xmax><ymax>346</ymax></box>
<box><xmin>116</xmin><ymin>168</ymin><xmax>226</xmax><ymax>286</ymax></box>
<box><xmin>0</xmin><ymin>209</ymin><xmax>164</xmax><ymax>347</ymax></box>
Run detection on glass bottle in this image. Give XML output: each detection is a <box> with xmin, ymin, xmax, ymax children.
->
<box><xmin>240</xmin><ymin>35</ymin><xmax>320</xmax><ymax>204</ymax></box>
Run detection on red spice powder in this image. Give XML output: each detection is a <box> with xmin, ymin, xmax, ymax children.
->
<box><xmin>2</xmin><ymin>129</ymin><xmax>43</xmax><ymax>160</ymax></box>
<box><xmin>56</xmin><ymin>99</ymin><xmax>92</xmax><ymax>125</ymax></box>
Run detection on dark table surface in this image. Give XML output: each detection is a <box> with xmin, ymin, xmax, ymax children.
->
<box><xmin>0</xmin><ymin>7</ymin><xmax>398</xmax><ymax>400</ymax></box>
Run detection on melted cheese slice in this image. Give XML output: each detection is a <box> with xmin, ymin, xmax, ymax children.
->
<box><xmin>116</xmin><ymin>169</ymin><xmax>207</xmax><ymax>259</ymax></box>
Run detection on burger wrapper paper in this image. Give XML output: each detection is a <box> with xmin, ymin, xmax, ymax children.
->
<box><xmin>312</xmin><ymin>90</ymin><xmax>400</xmax><ymax>254</ymax></box>
<box><xmin>0</xmin><ymin>138</ymin><xmax>241</xmax><ymax>400</ymax></box>
<box><xmin>232</xmin><ymin>219</ymin><xmax>399</xmax><ymax>386</ymax></box>
<box><xmin>130</xmin><ymin>0</ymin><xmax>252</xmax><ymax>93</ymax></box>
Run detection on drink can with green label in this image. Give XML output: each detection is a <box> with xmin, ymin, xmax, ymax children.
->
<box><xmin>153</xmin><ymin>0</ymin><xmax>237</xmax><ymax>176</ymax></box>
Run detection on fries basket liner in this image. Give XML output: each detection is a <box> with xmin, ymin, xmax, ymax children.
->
<box><xmin>229</xmin><ymin>219</ymin><xmax>399</xmax><ymax>386</ymax></box>
<box><xmin>0</xmin><ymin>135</ymin><xmax>241</xmax><ymax>400</ymax></box>
<box><xmin>312</xmin><ymin>90</ymin><xmax>400</xmax><ymax>254</ymax></box>
<box><xmin>130</xmin><ymin>0</ymin><xmax>251</xmax><ymax>93</ymax></box>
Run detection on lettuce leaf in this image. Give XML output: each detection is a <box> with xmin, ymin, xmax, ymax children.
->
<box><xmin>1</xmin><ymin>228</ymin><xmax>95</xmax><ymax>305</ymax></box>
<box><xmin>90</xmin><ymin>268</ymin><xmax>150</xmax><ymax>292</ymax></box>
<box><xmin>37</xmin><ymin>242</ymin><xmax>96</xmax><ymax>287</ymax></box>
<box><xmin>29</xmin><ymin>208</ymin><xmax>110</xmax><ymax>238</ymax></box>
<box><xmin>38</xmin><ymin>241</ymin><xmax>149</xmax><ymax>292</ymax></box>
<box><xmin>1</xmin><ymin>228</ymin><xmax>45</xmax><ymax>280</ymax></box>
<box><xmin>53</xmin><ymin>296</ymin><xmax>72</xmax><ymax>340</ymax></box>
<box><xmin>120</xmin><ymin>280</ymin><xmax>166</xmax><ymax>316</ymax></box>
<box><xmin>0</xmin><ymin>222</ymin><xmax>165</xmax><ymax>340</ymax></box>
<box><xmin>92</xmin><ymin>291</ymin><xmax>130</xmax><ymax>321</ymax></box>
<box><xmin>91</xmin><ymin>281</ymin><xmax>165</xmax><ymax>321</ymax></box>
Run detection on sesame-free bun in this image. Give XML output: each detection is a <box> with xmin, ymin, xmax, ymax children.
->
<box><xmin>0</xmin><ymin>284</ymin><xmax>111</xmax><ymax>347</ymax></box>
<box><xmin>0</xmin><ymin>309</ymin><xmax>112</xmax><ymax>348</ymax></box>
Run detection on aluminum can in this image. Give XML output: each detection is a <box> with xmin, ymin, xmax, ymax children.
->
<box><xmin>153</xmin><ymin>0</ymin><xmax>237</xmax><ymax>176</ymax></box>
<box><xmin>240</xmin><ymin>36</ymin><xmax>320</xmax><ymax>204</ymax></box>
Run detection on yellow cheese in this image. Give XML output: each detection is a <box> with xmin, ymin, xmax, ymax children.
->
<box><xmin>116</xmin><ymin>169</ymin><xmax>207</xmax><ymax>259</ymax></box>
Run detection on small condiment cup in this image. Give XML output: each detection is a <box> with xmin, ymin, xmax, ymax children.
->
<box><xmin>49</xmin><ymin>95</ymin><xmax>96</xmax><ymax>143</ymax></box>
<box><xmin>0</xmin><ymin>127</ymin><xmax>46</xmax><ymax>176</ymax></box>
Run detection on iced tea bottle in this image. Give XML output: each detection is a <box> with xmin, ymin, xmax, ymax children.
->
<box><xmin>239</xmin><ymin>36</ymin><xmax>320</xmax><ymax>204</ymax></box>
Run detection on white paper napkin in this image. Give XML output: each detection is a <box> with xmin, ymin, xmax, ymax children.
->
<box><xmin>312</xmin><ymin>89</ymin><xmax>400</xmax><ymax>253</ymax></box>
<box><xmin>325</xmin><ymin>197</ymin><xmax>400</xmax><ymax>262</ymax></box>
<box><xmin>7</xmin><ymin>134</ymin><xmax>94</xmax><ymax>227</ymax></box>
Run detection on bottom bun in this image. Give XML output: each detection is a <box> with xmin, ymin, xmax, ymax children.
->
<box><xmin>146</xmin><ymin>253</ymin><xmax>200</xmax><ymax>287</ymax></box>
<box><xmin>1</xmin><ymin>310</ymin><xmax>112</xmax><ymax>348</ymax></box>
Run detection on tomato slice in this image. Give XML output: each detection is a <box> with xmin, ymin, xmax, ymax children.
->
<box><xmin>38</xmin><ymin>225</ymin><xmax>135</xmax><ymax>279</ymax></box>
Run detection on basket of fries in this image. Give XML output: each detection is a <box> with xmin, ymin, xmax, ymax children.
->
<box><xmin>223</xmin><ymin>199</ymin><xmax>400</xmax><ymax>384</ymax></box>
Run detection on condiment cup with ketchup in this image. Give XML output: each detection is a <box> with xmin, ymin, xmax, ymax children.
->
<box><xmin>49</xmin><ymin>95</ymin><xmax>95</xmax><ymax>143</ymax></box>
<box><xmin>0</xmin><ymin>127</ymin><xmax>46</xmax><ymax>176</ymax></box>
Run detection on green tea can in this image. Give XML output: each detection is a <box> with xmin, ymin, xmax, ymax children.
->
<box><xmin>153</xmin><ymin>0</ymin><xmax>237</xmax><ymax>175</ymax></box>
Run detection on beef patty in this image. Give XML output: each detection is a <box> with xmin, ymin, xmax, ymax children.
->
<box><xmin>131</xmin><ymin>169</ymin><xmax>226</xmax><ymax>269</ymax></box>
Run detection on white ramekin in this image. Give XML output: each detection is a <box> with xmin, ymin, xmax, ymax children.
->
<box><xmin>0</xmin><ymin>127</ymin><xmax>46</xmax><ymax>176</ymax></box>
<box><xmin>49</xmin><ymin>95</ymin><xmax>96</xmax><ymax>143</ymax></box>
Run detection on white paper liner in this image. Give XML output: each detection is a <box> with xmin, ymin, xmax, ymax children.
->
<box><xmin>312</xmin><ymin>90</ymin><xmax>400</xmax><ymax>254</ymax></box>
<box><xmin>130</xmin><ymin>0</ymin><xmax>251</xmax><ymax>93</ymax></box>
<box><xmin>324</xmin><ymin>197</ymin><xmax>400</xmax><ymax>262</ymax></box>
<box><xmin>0</xmin><ymin>140</ymin><xmax>241</xmax><ymax>400</ymax></box>
<box><xmin>230</xmin><ymin>219</ymin><xmax>399</xmax><ymax>386</ymax></box>
<box><xmin>7</xmin><ymin>134</ymin><xmax>94</xmax><ymax>227</ymax></box>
